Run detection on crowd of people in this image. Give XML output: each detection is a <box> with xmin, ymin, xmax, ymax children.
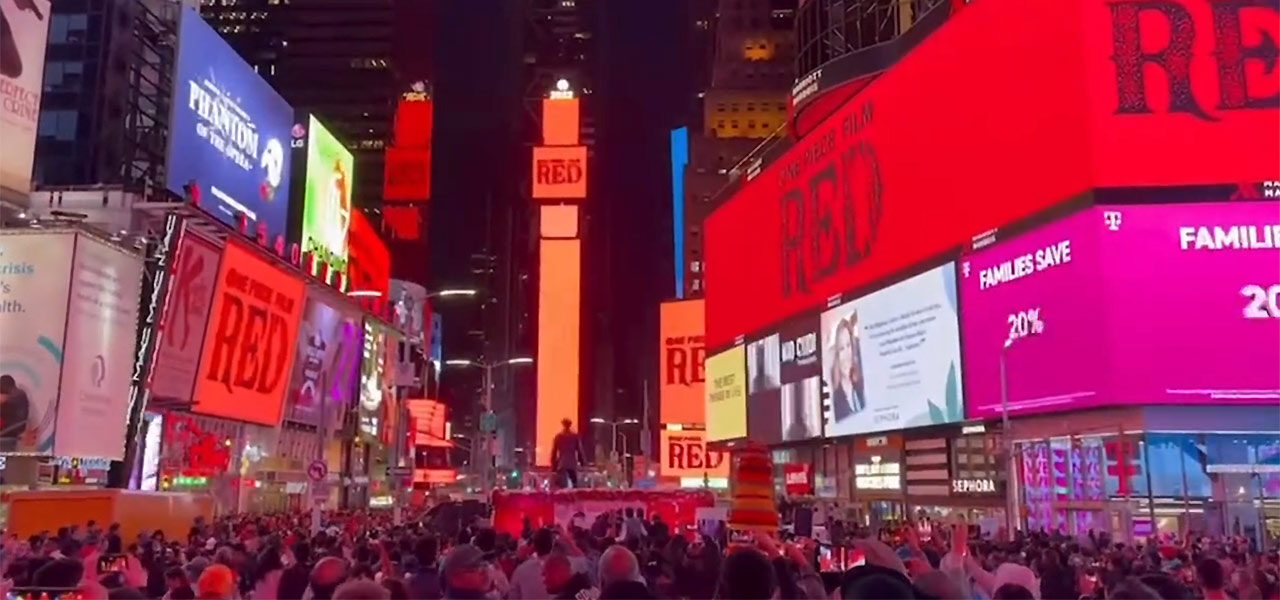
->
<box><xmin>1</xmin><ymin>507</ymin><xmax>1277</xmax><ymax>600</ymax></box>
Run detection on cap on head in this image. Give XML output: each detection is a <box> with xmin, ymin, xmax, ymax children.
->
<box><xmin>440</xmin><ymin>543</ymin><xmax>487</xmax><ymax>576</ymax></box>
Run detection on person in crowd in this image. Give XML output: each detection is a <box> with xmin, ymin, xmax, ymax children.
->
<box><xmin>194</xmin><ymin>564</ymin><xmax>237</xmax><ymax>600</ymax></box>
<box><xmin>1198</xmin><ymin>557</ymin><xmax>1232</xmax><ymax>600</ymax></box>
<box><xmin>163</xmin><ymin>565</ymin><xmax>196</xmax><ymax>600</ymax></box>
<box><xmin>440</xmin><ymin>544</ymin><xmax>492</xmax><ymax>600</ymax></box>
<box><xmin>510</xmin><ymin>528</ymin><xmax>557</xmax><ymax>600</ymax></box>
<box><xmin>716</xmin><ymin>547</ymin><xmax>777</xmax><ymax>600</ymax></box>
<box><xmin>333</xmin><ymin>579</ymin><xmax>392</xmax><ymax>600</ymax></box>
<box><xmin>310</xmin><ymin>556</ymin><xmax>350</xmax><ymax>600</ymax></box>
<box><xmin>406</xmin><ymin>536</ymin><xmax>442</xmax><ymax>599</ymax></box>
<box><xmin>543</xmin><ymin>553</ymin><xmax>594</xmax><ymax>600</ymax></box>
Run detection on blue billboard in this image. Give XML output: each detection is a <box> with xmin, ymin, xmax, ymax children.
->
<box><xmin>167</xmin><ymin>9</ymin><xmax>293</xmax><ymax>244</ymax></box>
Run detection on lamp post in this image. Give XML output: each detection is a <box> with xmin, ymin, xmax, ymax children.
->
<box><xmin>590</xmin><ymin>418</ymin><xmax>639</xmax><ymax>485</ymax></box>
<box><xmin>444</xmin><ymin>356</ymin><xmax>533</xmax><ymax>493</ymax></box>
<box><xmin>999</xmin><ymin>337</ymin><xmax>1017</xmax><ymax>541</ymax></box>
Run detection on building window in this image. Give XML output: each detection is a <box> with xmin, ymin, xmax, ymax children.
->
<box><xmin>717</xmin><ymin>120</ymin><xmax>725</xmax><ymax>129</ymax></box>
<box><xmin>43</xmin><ymin>61</ymin><xmax>84</xmax><ymax>91</ymax></box>
<box><xmin>730</xmin><ymin>120</ymin><xmax>739</xmax><ymax>128</ymax></box>
<box><xmin>716</xmin><ymin>103</ymin><xmax>725</xmax><ymax>112</ymax></box>
<box><xmin>38</xmin><ymin>110</ymin><xmax>78</xmax><ymax>141</ymax></box>
<box><xmin>690</xmin><ymin>261</ymin><xmax>702</xmax><ymax>273</ymax></box>
<box><xmin>748</xmin><ymin>120</ymin><xmax>756</xmax><ymax>129</ymax></box>
<box><xmin>746</xmin><ymin>102</ymin><xmax>755</xmax><ymax>112</ymax></box>
<box><xmin>48</xmin><ymin>13</ymin><xmax>88</xmax><ymax>44</ymax></box>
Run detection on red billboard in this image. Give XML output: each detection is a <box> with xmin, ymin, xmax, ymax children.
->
<box><xmin>348</xmin><ymin>210</ymin><xmax>391</xmax><ymax>298</ymax></box>
<box><xmin>192</xmin><ymin>242</ymin><xmax>305</xmax><ymax>426</ymax></box>
<box><xmin>532</xmin><ymin>146</ymin><xmax>587</xmax><ymax>200</ymax></box>
<box><xmin>702</xmin><ymin>0</ymin><xmax>1278</xmax><ymax>348</ymax></box>
<box><xmin>384</xmin><ymin>148</ymin><xmax>431</xmax><ymax>202</ymax></box>
<box><xmin>393</xmin><ymin>97</ymin><xmax>433</xmax><ymax>149</ymax></box>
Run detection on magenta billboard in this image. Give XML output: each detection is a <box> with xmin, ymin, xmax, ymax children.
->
<box><xmin>961</xmin><ymin>201</ymin><xmax>1280</xmax><ymax>419</ymax></box>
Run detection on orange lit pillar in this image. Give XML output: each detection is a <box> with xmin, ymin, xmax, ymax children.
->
<box><xmin>534</xmin><ymin>81</ymin><xmax>586</xmax><ymax>467</ymax></box>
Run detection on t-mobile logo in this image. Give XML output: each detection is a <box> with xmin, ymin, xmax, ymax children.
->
<box><xmin>1103</xmin><ymin>211</ymin><xmax>1123</xmax><ymax>231</ymax></box>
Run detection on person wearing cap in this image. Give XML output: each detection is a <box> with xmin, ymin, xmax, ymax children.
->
<box><xmin>440</xmin><ymin>544</ymin><xmax>492</xmax><ymax>600</ymax></box>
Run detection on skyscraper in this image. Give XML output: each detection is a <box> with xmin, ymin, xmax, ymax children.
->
<box><xmin>681</xmin><ymin>0</ymin><xmax>797</xmax><ymax>298</ymax></box>
<box><xmin>32</xmin><ymin>0</ymin><xmax>175</xmax><ymax>190</ymax></box>
<box><xmin>198</xmin><ymin>0</ymin><xmax>398</xmax><ymax>209</ymax></box>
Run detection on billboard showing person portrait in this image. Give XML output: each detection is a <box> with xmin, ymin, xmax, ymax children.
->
<box><xmin>745</xmin><ymin>333</ymin><xmax>782</xmax><ymax>443</ymax></box>
<box><xmin>704</xmin><ymin>344</ymin><xmax>746</xmax><ymax>442</ymax></box>
<box><xmin>284</xmin><ymin>295</ymin><xmax>362</xmax><ymax>429</ymax></box>
<box><xmin>961</xmin><ymin>201</ymin><xmax>1280</xmax><ymax>418</ymax></box>
<box><xmin>192</xmin><ymin>241</ymin><xmax>305</xmax><ymax>426</ymax></box>
<box><xmin>149</xmin><ymin>229</ymin><xmax>221</xmax><ymax>406</ymax></box>
<box><xmin>0</xmin><ymin>0</ymin><xmax>51</xmax><ymax>207</ymax></box>
<box><xmin>167</xmin><ymin>9</ymin><xmax>294</xmax><ymax>244</ymax></box>
<box><xmin>659</xmin><ymin>299</ymin><xmax>705</xmax><ymax>426</ymax></box>
<box><xmin>0</xmin><ymin>231</ymin><xmax>74</xmax><ymax>454</ymax></box>
<box><xmin>820</xmin><ymin>264</ymin><xmax>964</xmax><ymax>437</ymax></box>
<box><xmin>300</xmin><ymin>115</ymin><xmax>353</xmax><ymax>273</ymax></box>
<box><xmin>53</xmin><ymin>235</ymin><xmax>144</xmax><ymax>459</ymax></box>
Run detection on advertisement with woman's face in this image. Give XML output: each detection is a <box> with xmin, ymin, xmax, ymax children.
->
<box><xmin>820</xmin><ymin>264</ymin><xmax>965</xmax><ymax>437</ymax></box>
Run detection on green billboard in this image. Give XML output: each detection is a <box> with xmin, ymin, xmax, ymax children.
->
<box><xmin>301</xmin><ymin>115</ymin><xmax>354</xmax><ymax>272</ymax></box>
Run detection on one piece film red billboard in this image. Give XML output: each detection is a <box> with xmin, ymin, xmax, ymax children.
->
<box><xmin>702</xmin><ymin>0</ymin><xmax>1278</xmax><ymax>348</ymax></box>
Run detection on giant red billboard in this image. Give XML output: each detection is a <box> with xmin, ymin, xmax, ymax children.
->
<box><xmin>192</xmin><ymin>242</ymin><xmax>305</xmax><ymax>426</ymax></box>
<box><xmin>702</xmin><ymin>0</ymin><xmax>1278</xmax><ymax>348</ymax></box>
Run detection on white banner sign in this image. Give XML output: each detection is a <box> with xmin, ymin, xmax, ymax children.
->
<box><xmin>54</xmin><ymin>235</ymin><xmax>143</xmax><ymax>459</ymax></box>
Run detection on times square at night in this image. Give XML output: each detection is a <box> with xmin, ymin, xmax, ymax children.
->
<box><xmin>0</xmin><ymin>0</ymin><xmax>1278</xmax><ymax>598</ymax></box>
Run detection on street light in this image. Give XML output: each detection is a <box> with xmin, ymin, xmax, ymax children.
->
<box><xmin>442</xmin><ymin>356</ymin><xmax>535</xmax><ymax>492</ymax></box>
<box><xmin>999</xmin><ymin>336</ymin><xmax>1017</xmax><ymax>540</ymax></box>
<box><xmin>346</xmin><ymin>287</ymin><xmax>478</xmax><ymax>299</ymax></box>
<box><xmin>589</xmin><ymin>417</ymin><xmax>640</xmax><ymax>459</ymax></box>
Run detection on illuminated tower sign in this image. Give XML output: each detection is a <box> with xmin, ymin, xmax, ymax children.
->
<box><xmin>534</xmin><ymin>79</ymin><xmax>585</xmax><ymax>467</ymax></box>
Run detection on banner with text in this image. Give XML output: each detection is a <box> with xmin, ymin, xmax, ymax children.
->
<box><xmin>193</xmin><ymin>242</ymin><xmax>305</xmax><ymax>425</ymax></box>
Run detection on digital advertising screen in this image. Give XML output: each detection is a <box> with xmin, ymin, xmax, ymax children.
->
<box><xmin>962</xmin><ymin>201</ymin><xmax>1280</xmax><ymax>419</ymax></box>
<box><xmin>820</xmin><ymin>264</ymin><xmax>964</xmax><ymax>437</ymax></box>
<box><xmin>347</xmin><ymin>210</ymin><xmax>390</xmax><ymax>297</ymax></box>
<box><xmin>532</xmin><ymin>145</ymin><xmax>587</xmax><ymax>200</ymax></box>
<box><xmin>300</xmin><ymin>115</ymin><xmax>353</xmax><ymax>272</ymax></box>
<box><xmin>359</xmin><ymin>319</ymin><xmax>389</xmax><ymax>439</ymax></box>
<box><xmin>659</xmin><ymin>429</ymin><xmax>729</xmax><ymax>479</ymax></box>
<box><xmin>0</xmin><ymin>0</ymin><xmax>51</xmax><ymax>207</ymax></box>
<box><xmin>193</xmin><ymin>241</ymin><xmax>305</xmax><ymax>425</ymax></box>
<box><xmin>705</xmin><ymin>344</ymin><xmax>746</xmax><ymax>442</ymax></box>
<box><xmin>700</xmin><ymin>0</ymin><xmax>1277</xmax><ymax>351</ymax></box>
<box><xmin>778</xmin><ymin>314</ymin><xmax>823</xmax><ymax>442</ymax></box>
<box><xmin>149</xmin><ymin>230</ymin><xmax>221</xmax><ymax>406</ymax></box>
<box><xmin>167</xmin><ymin>9</ymin><xmax>294</xmax><ymax>243</ymax></box>
<box><xmin>284</xmin><ymin>295</ymin><xmax>362</xmax><ymax>429</ymax></box>
<box><xmin>745</xmin><ymin>333</ymin><xmax>781</xmax><ymax>444</ymax></box>
<box><xmin>659</xmin><ymin>299</ymin><xmax>706</xmax><ymax>426</ymax></box>
<box><xmin>54</xmin><ymin>235</ymin><xmax>144</xmax><ymax>460</ymax></box>
<box><xmin>0</xmin><ymin>232</ymin><xmax>77</xmax><ymax>454</ymax></box>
